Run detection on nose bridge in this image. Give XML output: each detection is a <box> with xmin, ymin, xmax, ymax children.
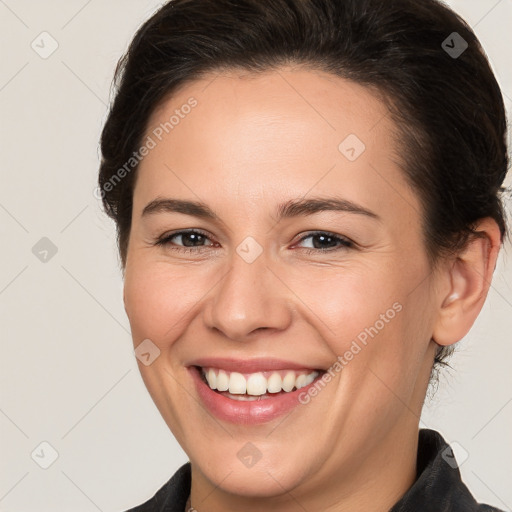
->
<box><xmin>204</xmin><ymin>240</ymin><xmax>291</xmax><ymax>340</ymax></box>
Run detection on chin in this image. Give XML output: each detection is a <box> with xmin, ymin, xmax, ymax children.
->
<box><xmin>196</xmin><ymin>458</ymin><xmax>305</xmax><ymax>498</ymax></box>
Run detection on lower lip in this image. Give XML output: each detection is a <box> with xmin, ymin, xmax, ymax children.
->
<box><xmin>189</xmin><ymin>366</ymin><xmax>324</xmax><ymax>425</ymax></box>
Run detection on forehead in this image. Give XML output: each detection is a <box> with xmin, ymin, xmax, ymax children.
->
<box><xmin>135</xmin><ymin>67</ymin><xmax>418</xmax><ymax>220</ymax></box>
<box><xmin>146</xmin><ymin>66</ymin><xmax>394</xmax><ymax>152</ymax></box>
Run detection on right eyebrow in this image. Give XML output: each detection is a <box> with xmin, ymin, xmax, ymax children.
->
<box><xmin>141</xmin><ymin>198</ymin><xmax>219</xmax><ymax>220</ymax></box>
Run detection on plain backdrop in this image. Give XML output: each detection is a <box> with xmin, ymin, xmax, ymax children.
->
<box><xmin>0</xmin><ymin>1</ymin><xmax>511</xmax><ymax>511</ymax></box>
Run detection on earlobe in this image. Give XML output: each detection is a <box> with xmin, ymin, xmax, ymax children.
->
<box><xmin>432</xmin><ymin>218</ymin><xmax>501</xmax><ymax>347</ymax></box>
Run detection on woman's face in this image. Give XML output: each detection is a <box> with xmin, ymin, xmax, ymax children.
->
<box><xmin>123</xmin><ymin>68</ymin><xmax>441</xmax><ymax>499</ymax></box>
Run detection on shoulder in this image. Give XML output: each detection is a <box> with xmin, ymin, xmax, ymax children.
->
<box><xmin>123</xmin><ymin>462</ymin><xmax>191</xmax><ymax>512</ymax></box>
<box><xmin>390</xmin><ymin>429</ymin><xmax>505</xmax><ymax>512</ymax></box>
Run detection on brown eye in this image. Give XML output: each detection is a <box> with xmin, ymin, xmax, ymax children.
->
<box><xmin>295</xmin><ymin>232</ymin><xmax>354</xmax><ymax>252</ymax></box>
<box><xmin>155</xmin><ymin>230</ymin><xmax>215</xmax><ymax>250</ymax></box>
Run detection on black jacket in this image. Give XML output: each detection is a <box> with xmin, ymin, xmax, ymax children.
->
<box><xmin>125</xmin><ymin>429</ymin><xmax>504</xmax><ymax>511</ymax></box>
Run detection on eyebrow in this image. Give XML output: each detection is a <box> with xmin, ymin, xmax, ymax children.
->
<box><xmin>141</xmin><ymin>196</ymin><xmax>379</xmax><ymax>221</ymax></box>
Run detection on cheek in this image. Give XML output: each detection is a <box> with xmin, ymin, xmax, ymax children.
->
<box><xmin>123</xmin><ymin>262</ymin><xmax>212</xmax><ymax>345</ymax></box>
<box><xmin>296</xmin><ymin>263</ymin><xmax>430</xmax><ymax>391</ymax></box>
<box><xmin>288</xmin><ymin>264</ymin><xmax>404</xmax><ymax>349</ymax></box>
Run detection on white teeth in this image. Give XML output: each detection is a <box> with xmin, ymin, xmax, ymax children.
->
<box><xmin>207</xmin><ymin>368</ymin><xmax>217</xmax><ymax>389</ymax></box>
<box><xmin>304</xmin><ymin>372</ymin><xmax>316</xmax><ymax>387</ymax></box>
<box><xmin>216</xmin><ymin>370</ymin><xmax>229</xmax><ymax>391</ymax></box>
<box><xmin>282</xmin><ymin>371</ymin><xmax>296</xmax><ymax>392</ymax></box>
<box><xmin>228</xmin><ymin>372</ymin><xmax>246</xmax><ymax>394</ymax></box>
<box><xmin>202</xmin><ymin>368</ymin><xmax>319</xmax><ymax>396</ymax></box>
<box><xmin>295</xmin><ymin>374</ymin><xmax>307</xmax><ymax>389</ymax></box>
<box><xmin>267</xmin><ymin>372</ymin><xmax>282</xmax><ymax>393</ymax></box>
<box><xmin>247</xmin><ymin>373</ymin><xmax>267</xmax><ymax>395</ymax></box>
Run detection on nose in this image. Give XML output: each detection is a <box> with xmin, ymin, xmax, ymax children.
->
<box><xmin>203</xmin><ymin>248</ymin><xmax>292</xmax><ymax>341</ymax></box>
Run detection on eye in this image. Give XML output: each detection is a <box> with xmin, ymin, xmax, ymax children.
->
<box><xmin>294</xmin><ymin>231</ymin><xmax>354</xmax><ymax>253</ymax></box>
<box><xmin>154</xmin><ymin>229</ymin><xmax>216</xmax><ymax>253</ymax></box>
<box><xmin>153</xmin><ymin>229</ymin><xmax>354</xmax><ymax>254</ymax></box>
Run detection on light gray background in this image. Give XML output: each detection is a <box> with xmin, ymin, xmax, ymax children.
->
<box><xmin>0</xmin><ymin>1</ymin><xmax>511</xmax><ymax>511</ymax></box>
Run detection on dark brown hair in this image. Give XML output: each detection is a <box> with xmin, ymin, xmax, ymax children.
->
<box><xmin>98</xmin><ymin>0</ymin><xmax>509</xmax><ymax>371</ymax></box>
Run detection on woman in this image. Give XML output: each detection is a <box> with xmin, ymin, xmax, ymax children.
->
<box><xmin>98</xmin><ymin>0</ymin><xmax>509</xmax><ymax>510</ymax></box>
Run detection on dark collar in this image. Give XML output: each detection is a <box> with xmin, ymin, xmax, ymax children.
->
<box><xmin>390</xmin><ymin>429</ymin><xmax>502</xmax><ymax>511</ymax></box>
<box><xmin>125</xmin><ymin>429</ymin><xmax>502</xmax><ymax>511</ymax></box>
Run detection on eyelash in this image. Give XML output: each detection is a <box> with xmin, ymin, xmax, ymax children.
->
<box><xmin>153</xmin><ymin>229</ymin><xmax>354</xmax><ymax>254</ymax></box>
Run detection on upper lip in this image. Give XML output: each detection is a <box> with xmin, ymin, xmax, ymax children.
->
<box><xmin>187</xmin><ymin>357</ymin><xmax>324</xmax><ymax>373</ymax></box>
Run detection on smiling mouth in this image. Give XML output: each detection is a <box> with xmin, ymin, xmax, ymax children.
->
<box><xmin>196</xmin><ymin>366</ymin><xmax>325</xmax><ymax>401</ymax></box>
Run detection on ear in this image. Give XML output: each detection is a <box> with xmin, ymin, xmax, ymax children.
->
<box><xmin>432</xmin><ymin>218</ymin><xmax>502</xmax><ymax>347</ymax></box>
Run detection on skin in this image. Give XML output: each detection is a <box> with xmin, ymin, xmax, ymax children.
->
<box><xmin>122</xmin><ymin>66</ymin><xmax>501</xmax><ymax>512</ymax></box>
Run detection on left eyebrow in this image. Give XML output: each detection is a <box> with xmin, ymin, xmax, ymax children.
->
<box><xmin>275</xmin><ymin>197</ymin><xmax>379</xmax><ymax>221</ymax></box>
<box><xmin>141</xmin><ymin>196</ymin><xmax>379</xmax><ymax>221</ymax></box>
